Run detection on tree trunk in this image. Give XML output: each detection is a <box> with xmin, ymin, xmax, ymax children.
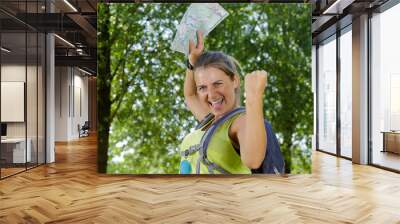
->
<box><xmin>97</xmin><ymin>2</ymin><xmax>111</xmax><ymax>173</ymax></box>
<box><xmin>282</xmin><ymin>134</ymin><xmax>292</xmax><ymax>174</ymax></box>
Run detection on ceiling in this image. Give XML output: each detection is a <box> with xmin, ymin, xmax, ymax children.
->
<box><xmin>0</xmin><ymin>0</ymin><xmax>97</xmax><ymax>75</ymax></box>
<box><xmin>311</xmin><ymin>0</ymin><xmax>391</xmax><ymax>44</ymax></box>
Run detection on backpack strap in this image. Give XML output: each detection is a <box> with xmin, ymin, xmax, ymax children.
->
<box><xmin>180</xmin><ymin>114</ymin><xmax>215</xmax><ymax>159</ymax></box>
<box><xmin>196</xmin><ymin>107</ymin><xmax>246</xmax><ymax>174</ymax></box>
<box><xmin>195</xmin><ymin>113</ymin><xmax>214</xmax><ymax>130</ymax></box>
<box><xmin>180</xmin><ymin>144</ymin><xmax>201</xmax><ymax>157</ymax></box>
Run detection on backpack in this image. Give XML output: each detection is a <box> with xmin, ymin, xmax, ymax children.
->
<box><xmin>193</xmin><ymin>107</ymin><xmax>285</xmax><ymax>175</ymax></box>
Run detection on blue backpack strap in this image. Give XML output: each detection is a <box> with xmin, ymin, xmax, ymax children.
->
<box><xmin>193</xmin><ymin>107</ymin><xmax>285</xmax><ymax>175</ymax></box>
<box><xmin>195</xmin><ymin>107</ymin><xmax>246</xmax><ymax>174</ymax></box>
<box><xmin>195</xmin><ymin>113</ymin><xmax>214</xmax><ymax>130</ymax></box>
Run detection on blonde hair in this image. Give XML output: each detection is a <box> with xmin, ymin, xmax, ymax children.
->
<box><xmin>193</xmin><ymin>51</ymin><xmax>242</xmax><ymax>106</ymax></box>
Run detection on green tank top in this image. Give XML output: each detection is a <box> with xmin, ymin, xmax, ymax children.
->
<box><xmin>179</xmin><ymin>114</ymin><xmax>251</xmax><ymax>174</ymax></box>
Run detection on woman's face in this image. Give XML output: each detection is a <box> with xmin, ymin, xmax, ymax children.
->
<box><xmin>194</xmin><ymin>66</ymin><xmax>239</xmax><ymax>119</ymax></box>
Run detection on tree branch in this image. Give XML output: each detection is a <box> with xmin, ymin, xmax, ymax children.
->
<box><xmin>110</xmin><ymin>42</ymin><xmax>135</xmax><ymax>79</ymax></box>
<box><xmin>109</xmin><ymin>76</ymin><xmax>137</xmax><ymax>122</ymax></box>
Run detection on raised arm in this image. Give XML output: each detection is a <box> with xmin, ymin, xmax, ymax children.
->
<box><xmin>184</xmin><ymin>31</ymin><xmax>210</xmax><ymax>121</ymax></box>
<box><xmin>231</xmin><ymin>70</ymin><xmax>268</xmax><ymax>169</ymax></box>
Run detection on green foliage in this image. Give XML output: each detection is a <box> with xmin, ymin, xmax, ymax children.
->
<box><xmin>99</xmin><ymin>3</ymin><xmax>312</xmax><ymax>174</ymax></box>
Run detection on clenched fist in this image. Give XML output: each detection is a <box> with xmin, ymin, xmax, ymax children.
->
<box><xmin>244</xmin><ymin>70</ymin><xmax>268</xmax><ymax>102</ymax></box>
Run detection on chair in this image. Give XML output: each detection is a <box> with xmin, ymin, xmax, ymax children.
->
<box><xmin>79</xmin><ymin>121</ymin><xmax>90</xmax><ymax>138</ymax></box>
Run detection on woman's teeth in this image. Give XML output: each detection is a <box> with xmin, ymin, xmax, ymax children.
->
<box><xmin>209</xmin><ymin>98</ymin><xmax>223</xmax><ymax>106</ymax></box>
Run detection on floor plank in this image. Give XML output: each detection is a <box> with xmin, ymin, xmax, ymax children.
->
<box><xmin>0</xmin><ymin>135</ymin><xmax>399</xmax><ymax>223</ymax></box>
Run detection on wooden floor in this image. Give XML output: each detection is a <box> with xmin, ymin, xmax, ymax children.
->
<box><xmin>0</xmin><ymin>167</ymin><xmax>26</xmax><ymax>178</ymax></box>
<box><xmin>1</xmin><ymin>163</ymin><xmax>45</xmax><ymax>178</ymax></box>
<box><xmin>1</xmin><ymin>135</ymin><xmax>400</xmax><ymax>223</ymax></box>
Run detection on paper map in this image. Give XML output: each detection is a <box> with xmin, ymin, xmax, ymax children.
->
<box><xmin>171</xmin><ymin>3</ymin><xmax>229</xmax><ymax>56</ymax></box>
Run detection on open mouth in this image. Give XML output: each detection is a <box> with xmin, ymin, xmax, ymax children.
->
<box><xmin>208</xmin><ymin>97</ymin><xmax>224</xmax><ymax>109</ymax></box>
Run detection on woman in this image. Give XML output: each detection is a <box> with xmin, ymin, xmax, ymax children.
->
<box><xmin>179</xmin><ymin>31</ymin><xmax>268</xmax><ymax>174</ymax></box>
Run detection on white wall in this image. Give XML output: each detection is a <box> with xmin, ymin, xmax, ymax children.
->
<box><xmin>72</xmin><ymin>71</ymin><xmax>89</xmax><ymax>138</ymax></box>
<box><xmin>1</xmin><ymin>65</ymin><xmax>32</xmax><ymax>137</ymax></box>
<box><xmin>1</xmin><ymin>65</ymin><xmax>25</xmax><ymax>81</ymax></box>
<box><xmin>1</xmin><ymin>65</ymin><xmax>26</xmax><ymax>139</ymax></box>
<box><xmin>1</xmin><ymin>82</ymin><xmax>25</xmax><ymax>122</ymax></box>
<box><xmin>55</xmin><ymin>66</ymin><xmax>69</xmax><ymax>141</ymax></box>
<box><xmin>54</xmin><ymin>66</ymin><xmax>89</xmax><ymax>141</ymax></box>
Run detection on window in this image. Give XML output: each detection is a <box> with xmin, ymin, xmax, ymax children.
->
<box><xmin>371</xmin><ymin>2</ymin><xmax>400</xmax><ymax>171</ymax></box>
<box><xmin>0</xmin><ymin>1</ymin><xmax>47</xmax><ymax>179</ymax></box>
<box><xmin>339</xmin><ymin>27</ymin><xmax>352</xmax><ymax>158</ymax></box>
<box><xmin>318</xmin><ymin>35</ymin><xmax>337</xmax><ymax>154</ymax></box>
